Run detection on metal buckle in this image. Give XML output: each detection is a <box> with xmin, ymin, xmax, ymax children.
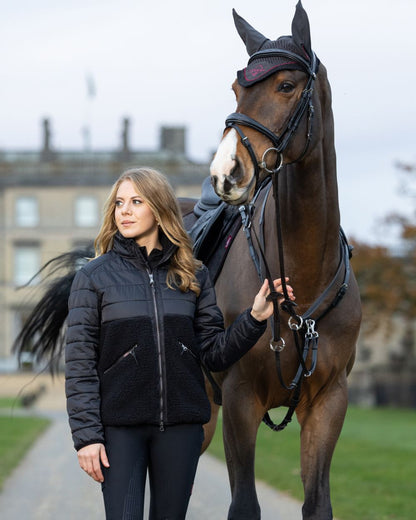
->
<box><xmin>260</xmin><ymin>149</ymin><xmax>283</xmax><ymax>174</ymax></box>
<box><xmin>288</xmin><ymin>315</ymin><xmax>303</xmax><ymax>331</ymax></box>
<box><xmin>305</xmin><ymin>318</ymin><xmax>319</xmax><ymax>339</ymax></box>
<box><xmin>270</xmin><ymin>337</ymin><xmax>285</xmax><ymax>352</ymax></box>
<box><xmin>239</xmin><ymin>205</ymin><xmax>252</xmax><ymax>230</ymax></box>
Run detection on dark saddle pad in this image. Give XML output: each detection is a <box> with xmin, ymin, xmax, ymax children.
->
<box><xmin>182</xmin><ymin>177</ymin><xmax>241</xmax><ymax>283</ymax></box>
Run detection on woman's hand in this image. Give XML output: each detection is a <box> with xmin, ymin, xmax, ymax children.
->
<box><xmin>250</xmin><ymin>278</ymin><xmax>295</xmax><ymax>322</ymax></box>
<box><xmin>77</xmin><ymin>443</ymin><xmax>110</xmax><ymax>483</ymax></box>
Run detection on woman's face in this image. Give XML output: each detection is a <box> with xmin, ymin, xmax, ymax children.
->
<box><xmin>114</xmin><ymin>180</ymin><xmax>160</xmax><ymax>251</ymax></box>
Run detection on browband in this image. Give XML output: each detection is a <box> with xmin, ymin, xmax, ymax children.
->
<box><xmin>248</xmin><ymin>48</ymin><xmax>318</xmax><ymax>77</ymax></box>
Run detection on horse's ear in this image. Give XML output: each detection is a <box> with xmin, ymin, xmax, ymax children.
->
<box><xmin>232</xmin><ymin>8</ymin><xmax>269</xmax><ymax>55</ymax></box>
<box><xmin>291</xmin><ymin>1</ymin><xmax>312</xmax><ymax>57</ymax></box>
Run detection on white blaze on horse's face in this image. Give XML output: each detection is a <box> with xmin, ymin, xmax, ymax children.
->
<box><xmin>210</xmin><ymin>129</ymin><xmax>252</xmax><ymax>205</ymax></box>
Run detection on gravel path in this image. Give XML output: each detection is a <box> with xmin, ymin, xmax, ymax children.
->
<box><xmin>0</xmin><ymin>376</ymin><xmax>302</xmax><ymax>519</ymax></box>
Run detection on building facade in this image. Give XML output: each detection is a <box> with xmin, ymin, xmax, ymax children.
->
<box><xmin>0</xmin><ymin>119</ymin><xmax>209</xmax><ymax>370</ymax></box>
<box><xmin>2</xmin><ymin>120</ymin><xmax>414</xmax><ymax>408</ymax></box>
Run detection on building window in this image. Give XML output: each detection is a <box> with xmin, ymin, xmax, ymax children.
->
<box><xmin>14</xmin><ymin>243</ymin><xmax>40</xmax><ymax>286</ymax></box>
<box><xmin>15</xmin><ymin>196</ymin><xmax>39</xmax><ymax>227</ymax></box>
<box><xmin>74</xmin><ymin>196</ymin><xmax>98</xmax><ymax>227</ymax></box>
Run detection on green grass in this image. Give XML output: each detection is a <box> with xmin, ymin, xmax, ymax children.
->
<box><xmin>207</xmin><ymin>406</ymin><xmax>416</xmax><ymax>520</ymax></box>
<box><xmin>0</xmin><ymin>412</ymin><xmax>50</xmax><ymax>490</ymax></box>
<box><xmin>0</xmin><ymin>396</ymin><xmax>23</xmax><ymax>409</ymax></box>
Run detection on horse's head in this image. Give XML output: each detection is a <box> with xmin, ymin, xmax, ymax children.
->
<box><xmin>210</xmin><ymin>1</ymin><xmax>323</xmax><ymax>205</ymax></box>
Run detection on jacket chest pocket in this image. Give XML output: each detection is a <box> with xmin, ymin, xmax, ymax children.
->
<box><xmin>103</xmin><ymin>344</ymin><xmax>140</xmax><ymax>375</ymax></box>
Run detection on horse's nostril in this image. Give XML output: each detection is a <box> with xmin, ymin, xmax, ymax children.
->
<box><xmin>223</xmin><ymin>177</ymin><xmax>233</xmax><ymax>193</ymax></box>
<box><xmin>211</xmin><ymin>175</ymin><xmax>218</xmax><ymax>189</ymax></box>
<box><xmin>230</xmin><ymin>161</ymin><xmax>242</xmax><ymax>181</ymax></box>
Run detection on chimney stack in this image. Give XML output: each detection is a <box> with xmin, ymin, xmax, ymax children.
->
<box><xmin>160</xmin><ymin>126</ymin><xmax>186</xmax><ymax>155</ymax></box>
<box><xmin>41</xmin><ymin>117</ymin><xmax>53</xmax><ymax>160</ymax></box>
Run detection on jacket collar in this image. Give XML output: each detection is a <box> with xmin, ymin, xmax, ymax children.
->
<box><xmin>112</xmin><ymin>231</ymin><xmax>177</xmax><ymax>269</ymax></box>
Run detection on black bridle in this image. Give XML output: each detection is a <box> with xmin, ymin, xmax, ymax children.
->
<box><xmin>223</xmin><ymin>49</ymin><xmax>351</xmax><ymax>431</ymax></box>
<box><xmin>225</xmin><ymin>49</ymin><xmax>319</xmax><ymax>190</ymax></box>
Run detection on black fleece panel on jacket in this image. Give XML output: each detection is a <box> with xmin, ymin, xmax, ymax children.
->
<box><xmin>65</xmin><ymin>233</ymin><xmax>266</xmax><ymax>451</ymax></box>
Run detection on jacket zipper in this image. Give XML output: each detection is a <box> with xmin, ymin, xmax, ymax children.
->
<box><xmin>148</xmin><ymin>269</ymin><xmax>166</xmax><ymax>432</ymax></box>
<box><xmin>103</xmin><ymin>344</ymin><xmax>139</xmax><ymax>375</ymax></box>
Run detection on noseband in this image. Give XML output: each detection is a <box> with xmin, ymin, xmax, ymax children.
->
<box><xmin>225</xmin><ymin>49</ymin><xmax>319</xmax><ymax>187</ymax></box>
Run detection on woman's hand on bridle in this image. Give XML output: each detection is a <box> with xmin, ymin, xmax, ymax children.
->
<box><xmin>251</xmin><ymin>277</ymin><xmax>295</xmax><ymax>322</ymax></box>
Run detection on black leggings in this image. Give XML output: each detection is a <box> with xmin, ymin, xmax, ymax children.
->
<box><xmin>101</xmin><ymin>423</ymin><xmax>204</xmax><ymax>520</ymax></box>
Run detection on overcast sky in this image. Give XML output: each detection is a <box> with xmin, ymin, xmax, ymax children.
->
<box><xmin>2</xmin><ymin>0</ymin><xmax>415</xmax><ymax>246</ymax></box>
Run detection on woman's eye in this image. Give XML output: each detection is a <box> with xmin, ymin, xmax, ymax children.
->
<box><xmin>133</xmin><ymin>199</ymin><xmax>142</xmax><ymax>205</ymax></box>
<box><xmin>277</xmin><ymin>82</ymin><xmax>295</xmax><ymax>93</ymax></box>
<box><xmin>115</xmin><ymin>200</ymin><xmax>123</xmax><ymax>207</ymax></box>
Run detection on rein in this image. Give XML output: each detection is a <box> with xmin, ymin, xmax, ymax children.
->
<box><xmin>225</xmin><ymin>48</ymin><xmax>350</xmax><ymax>431</ymax></box>
<box><xmin>240</xmin><ymin>182</ymin><xmax>351</xmax><ymax>431</ymax></box>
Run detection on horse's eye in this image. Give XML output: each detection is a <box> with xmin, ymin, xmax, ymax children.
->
<box><xmin>277</xmin><ymin>82</ymin><xmax>295</xmax><ymax>93</ymax></box>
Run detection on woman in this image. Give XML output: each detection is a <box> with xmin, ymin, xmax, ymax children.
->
<box><xmin>65</xmin><ymin>167</ymin><xmax>294</xmax><ymax>519</ymax></box>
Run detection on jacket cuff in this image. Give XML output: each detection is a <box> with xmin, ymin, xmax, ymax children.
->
<box><xmin>247</xmin><ymin>307</ymin><xmax>267</xmax><ymax>327</ymax></box>
<box><xmin>75</xmin><ymin>438</ymin><xmax>105</xmax><ymax>452</ymax></box>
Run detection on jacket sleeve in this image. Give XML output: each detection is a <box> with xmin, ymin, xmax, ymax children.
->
<box><xmin>195</xmin><ymin>266</ymin><xmax>267</xmax><ymax>372</ymax></box>
<box><xmin>65</xmin><ymin>268</ymin><xmax>104</xmax><ymax>451</ymax></box>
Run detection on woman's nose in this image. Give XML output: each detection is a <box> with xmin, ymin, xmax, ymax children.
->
<box><xmin>121</xmin><ymin>203</ymin><xmax>132</xmax><ymax>214</ymax></box>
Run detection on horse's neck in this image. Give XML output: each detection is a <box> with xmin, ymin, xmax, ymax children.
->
<box><xmin>263</xmin><ymin>148</ymin><xmax>340</xmax><ymax>297</ymax></box>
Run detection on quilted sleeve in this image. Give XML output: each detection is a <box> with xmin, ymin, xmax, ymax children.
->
<box><xmin>65</xmin><ymin>268</ymin><xmax>104</xmax><ymax>451</ymax></box>
<box><xmin>195</xmin><ymin>266</ymin><xmax>267</xmax><ymax>372</ymax></box>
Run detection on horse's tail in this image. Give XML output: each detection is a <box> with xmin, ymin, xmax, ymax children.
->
<box><xmin>12</xmin><ymin>247</ymin><xmax>94</xmax><ymax>373</ymax></box>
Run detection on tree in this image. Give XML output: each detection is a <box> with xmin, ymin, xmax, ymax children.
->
<box><xmin>350</xmin><ymin>239</ymin><xmax>409</xmax><ymax>335</ymax></box>
<box><xmin>351</xmin><ymin>160</ymin><xmax>416</xmax><ymax>355</ymax></box>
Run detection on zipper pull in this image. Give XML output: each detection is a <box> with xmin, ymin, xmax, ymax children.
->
<box><xmin>160</xmin><ymin>421</ymin><xmax>165</xmax><ymax>432</ymax></box>
<box><xmin>130</xmin><ymin>345</ymin><xmax>138</xmax><ymax>365</ymax></box>
<box><xmin>148</xmin><ymin>271</ymin><xmax>154</xmax><ymax>286</ymax></box>
<box><xmin>179</xmin><ymin>341</ymin><xmax>187</xmax><ymax>355</ymax></box>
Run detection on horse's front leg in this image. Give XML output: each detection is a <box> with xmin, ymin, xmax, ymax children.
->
<box><xmin>222</xmin><ymin>370</ymin><xmax>264</xmax><ymax>520</ymax></box>
<box><xmin>296</xmin><ymin>373</ymin><xmax>349</xmax><ymax>520</ymax></box>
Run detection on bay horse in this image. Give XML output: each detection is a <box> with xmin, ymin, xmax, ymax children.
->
<box><xmin>203</xmin><ymin>2</ymin><xmax>362</xmax><ymax>519</ymax></box>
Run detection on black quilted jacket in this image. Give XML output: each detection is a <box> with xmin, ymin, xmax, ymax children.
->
<box><xmin>65</xmin><ymin>232</ymin><xmax>266</xmax><ymax>450</ymax></box>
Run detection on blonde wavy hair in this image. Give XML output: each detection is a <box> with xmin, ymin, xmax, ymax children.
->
<box><xmin>94</xmin><ymin>167</ymin><xmax>202</xmax><ymax>295</ymax></box>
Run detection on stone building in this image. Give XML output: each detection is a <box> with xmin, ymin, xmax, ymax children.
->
<box><xmin>0</xmin><ymin>118</ymin><xmax>209</xmax><ymax>370</ymax></box>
